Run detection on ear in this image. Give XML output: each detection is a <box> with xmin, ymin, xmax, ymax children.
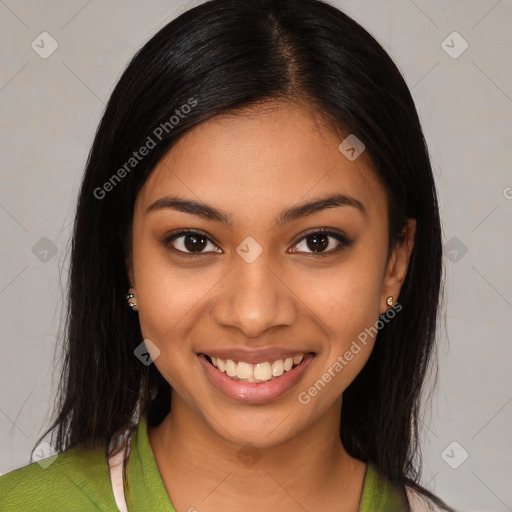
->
<box><xmin>379</xmin><ymin>218</ymin><xmax>416</xmax><ymax>314</ymax></box>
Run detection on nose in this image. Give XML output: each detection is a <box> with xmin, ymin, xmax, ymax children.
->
<box><xmin>211</xmin><ymin>256</ymin><xmax>299</xmax><ymax>339</ymax></box>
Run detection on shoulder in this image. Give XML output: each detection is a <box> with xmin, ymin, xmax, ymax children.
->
<box><xmin>0</xmin><ymin>444</ymin><xmax>119</xmax><ymax>511</ymax></box>
<box><xmin>405</xmin><ymin>485</ymin><xmax>444</xmax><ymax>512</ymax></box>
<box><xmin>361</xmin><ymin>464</ymin><xmax>449</xmax><ymax>512</ymax></box>
<box><xmin>360</xmin><ymin>463</ymin><xmax>410</xmax><ymax>510</ymax></box>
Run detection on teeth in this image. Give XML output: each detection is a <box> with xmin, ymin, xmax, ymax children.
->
<box><xmin>236</xmin><ymin>362</ymin><xmax>253</xmax><ymax>380</ymax></box>
<box><xmin>254</xmin><ymin>362</ymin><xmax>272</xmax><ymax>381</ymax></box>
<box><xmin>271</xmin><ymin>359</ymin><xmax>284</xmax><ymax>377</ymax></box>
<box><xmin>225</xmin><ymin>359</ymin><xmax>237</xmax><ymax>377</ymax></box>
<box><xmin>207</xmin><ymin>353</ymin><xmax>307</xmax><ymax>383</ymax></box>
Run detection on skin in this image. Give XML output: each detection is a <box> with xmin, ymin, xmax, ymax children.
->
<box><xmin>127</xmin><ymin>101</ymin><xmax>416</xmax><ymax>512</ymax></box>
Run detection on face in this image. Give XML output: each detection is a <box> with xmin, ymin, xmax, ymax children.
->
<box><xmin>128</xmin><ymin>102</ymin><xmax>415</xmax><ymax>448</ymax></box>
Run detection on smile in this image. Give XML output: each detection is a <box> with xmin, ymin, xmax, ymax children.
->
<box><xmin>204</xmin><ymin>353</ymin><xmax>305</xmax><ymax>383</ymax></box>
<box><xmin>197</xmin><ymin>350</ymin><xmax>316</xmax><ymax>404</ymax></box>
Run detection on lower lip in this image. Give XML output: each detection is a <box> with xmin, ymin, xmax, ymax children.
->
<box><xmin>198</xmin><ymin>353</ymin><xmax>315</xmax><ymax>404</ymax></box>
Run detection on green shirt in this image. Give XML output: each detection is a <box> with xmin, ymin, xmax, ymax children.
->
<box><xmin>0</xmin><ymin>415</ymin><xmax>408</xmax><ymax>511</ymax></box>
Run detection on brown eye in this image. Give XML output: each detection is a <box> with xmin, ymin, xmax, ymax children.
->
<box><xmin>290</xmin><ymin>230</ymin><xmax>352</xmax><ymax>255</ymax></box>
<box><xmin>164</xmin><ymin>230</ymin><xmax>222</xmax><ymax>255</ymax></box>
<box><xmin>304</xmin><ymin>233</ymin><xmax>329</xmax><ymax>252</ymax></box>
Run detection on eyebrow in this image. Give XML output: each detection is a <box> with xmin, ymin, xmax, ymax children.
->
<box><xmin>145</xmin><ymin>193</ymin><xmax>366</xmax><ymax>226</ymax></box>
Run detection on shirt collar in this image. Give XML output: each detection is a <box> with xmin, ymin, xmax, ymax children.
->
<box><xmin>125</xmin><ymin>415</ymin><xmax>408</xmax><ymax>511</ymax></box>
<box><xmin>125</xmin><ymin>414</ymin><xmax>177</xmax><ymax>511</ymax></box>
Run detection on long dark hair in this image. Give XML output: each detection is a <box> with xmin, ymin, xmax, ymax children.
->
<box><xmin>34</xmin><ymin>0</ymin><xmax>451</xmax><ymax>509</ymax></box>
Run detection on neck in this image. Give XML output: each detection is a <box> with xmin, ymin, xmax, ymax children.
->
<box><xmin>148</xmin><ymin>393</ymin><xmax>367</xmax><ymax>512</ymax></box>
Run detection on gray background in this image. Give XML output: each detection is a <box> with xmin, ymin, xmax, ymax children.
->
<box><xmin>0</xmin><ymin>1</ymin><xmax>511</xmax><ymax>511</ymax></box>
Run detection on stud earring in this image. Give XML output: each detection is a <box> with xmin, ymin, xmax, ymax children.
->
<box><xmin>386</xmin><ymin>296</ymin><xmax>394</xmax><ymax>308</ymax></box>
<box><xmin>126</xmin><ymin>288</ymin><xmax>138</xmax><ymax>311</ymax></box>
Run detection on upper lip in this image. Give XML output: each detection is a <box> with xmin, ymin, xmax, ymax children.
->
<box><xmin>198</xmin><ymin>346</ymin><xmax>314</xmax><ymax>364</ymax></box>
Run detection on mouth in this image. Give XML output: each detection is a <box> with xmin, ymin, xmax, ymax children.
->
<box><xmin>200</xmin><ymin>352</ymin><xmax>314</xmax><ymax>384</ymax></box>
<box><xmin>197</xmin><ymin>351</ymin><xmax>316</xmax><ymax>404</ymax></box>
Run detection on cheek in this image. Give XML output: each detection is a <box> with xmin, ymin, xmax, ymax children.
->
<box><xmin>131</xmin><ymin>239</ymin><xmax>207</xmax><ymax>345</ymax></box>
<box><xmin>132</xmin><ymin>247</ymin><xmax>206</xmax><ymax>396</ymax></box>
<box><xmin>305</xmin><ymin>251</ymin><xmax>384</xmax><ymax>338</ymax></box>
<box><xmin>295</xmin><ymin>249</ymin><xmax>385</xmax><ymax>399</ymax></box>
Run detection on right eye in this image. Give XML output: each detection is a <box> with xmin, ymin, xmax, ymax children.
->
<box><xmin>163</xmin><ymin>229</ymin><xmax>223</xmax><ymax>256</ymax></box>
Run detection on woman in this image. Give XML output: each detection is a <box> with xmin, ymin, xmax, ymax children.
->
<box><xmin>0</xmin><ymin>0</ymin><xmax>454</xmax><ymax>510</ymax></box>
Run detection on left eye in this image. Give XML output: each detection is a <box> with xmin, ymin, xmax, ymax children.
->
<box><xmin>290</xmin><ymin>231</ymin><xmax>348</xmax><ymax>255</ymax></box>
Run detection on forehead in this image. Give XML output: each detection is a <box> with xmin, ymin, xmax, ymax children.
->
<box><xmin>135</xmin><ymin>103</ymin><xmax>388</xmax><ymax>226</ymax></box>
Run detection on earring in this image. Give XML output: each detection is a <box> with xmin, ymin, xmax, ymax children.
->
<box><xmin>386</xmin><ymin>296</ymin><xmax>394</xmax><ymax>308</ymax></box>
<box><xmin>126</xmin><ymin>288</ymin><xmax>138</xmax><ymax>311</ymax></box>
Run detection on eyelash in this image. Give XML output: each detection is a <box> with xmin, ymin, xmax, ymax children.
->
<box><xmin>161</xmin><ymin>228</ymin><xmax>354</xmax><ymax>258</ymax></box>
